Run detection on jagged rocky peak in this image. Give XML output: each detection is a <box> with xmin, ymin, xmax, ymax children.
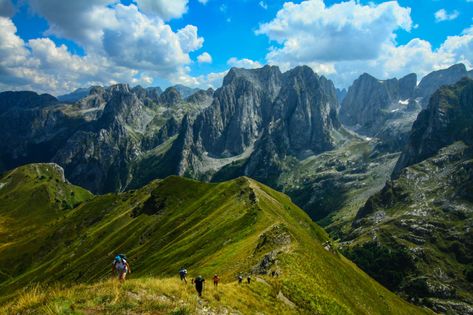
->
<box><xmin>159</xmin><ymin>87</ymin><xmax>182</xmax><ymax>106</ymax></box>
<box><xmin>167</xmin><ymin>65</ymin><xmax>342</xmax><ymax>178</ymax></box>
<box><xmin>415</xmin><ymin>63</ymin><xmax>470</xmax><ymax>104</ymax></box>
<box><xmin>185</xmin><ymin>88</ymin><xmax>214</xmax><ymax>106</ymax></box>
<box><xmin>191</xmin><ymin>65</ymin><xmax>283</xmax><ymax>157</ymax></box>
<box><xmin>265</xmin><ymin>65</ymin><xmax>339</xmax><ymax>155</ymax></box>
<box><xmin>88</xmin><ymin>85</ymin><xmax>105</xmax><ymax>96</ymax></box>
<box><xmin>132</xmin><ymin>85</ymin><xmax>162</xmax><ymax>103</ymax></box>
<box><xmin>0</xmin><ymin>91</ymin><xmax>58</xmax><ymax>114</ymax></box>
<box><xmin>393</xmin><ymin>77</ymin><xmax>473</xmax><ymax>177</ymax></box>
<box><xmin>108</xmin><ymin>83</ymin><xmax>131</xmax><ymax>94</ymax></box>
<box><xmin>339</xmin><ymin>72</ymin><xmax>417</xmax><ymax>136</ymax></box>
<box><xmin>223</xmin><ymin>65</ymin><xmax>282</xmax><ymax>94</ymax></box>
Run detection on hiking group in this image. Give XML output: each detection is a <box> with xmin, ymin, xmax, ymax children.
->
<box><xmin>112</xmin><ymin>255</ymin><xmax>254</xmax><ymax>297</ymax></box>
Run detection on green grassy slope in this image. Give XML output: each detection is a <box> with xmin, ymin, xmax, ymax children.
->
<box><xmin>0</xmin><ymin>164</ymin><xmax>428</xmax><ymax>314</ymax></box>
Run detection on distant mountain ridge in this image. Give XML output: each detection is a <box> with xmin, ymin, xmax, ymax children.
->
<box><xmin>339</xmin><ymin>63</ymin><xmax>472</xmax><ymax>152</ymax></box>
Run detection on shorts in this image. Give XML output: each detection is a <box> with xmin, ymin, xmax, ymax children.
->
<box><xmin>116</xmin><ymin>268</ymin><xmax>127</xmax><ymax>279</ymax></box>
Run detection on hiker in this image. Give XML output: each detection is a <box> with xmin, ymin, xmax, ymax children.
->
<box><xmin>247</xmin><ymin>275</ymin><xmax>251</xmax><ymax>284</ymax></box>
<box><xmin>194</xmin><ymin>275</ymin><xmax>205</xmax><ymax>297</ymax></box>
<box><xmin>238</xmin><ymin>274</ymin><xmax>243</xmax><ymax>284</ymax></box>
<box><xmin>179</xmin><ymin>267</ymin><xmax>188</xmax><ymax>283</ymax></box>
<box><xmin>112</xmin><ymin>254</ymin><xmax>131</xmax><ymax>283</ymax></box>
<box><xmin>213</xmin><ymin>274</ymin><xmax>220</xmax><ymax>287</ymax></box>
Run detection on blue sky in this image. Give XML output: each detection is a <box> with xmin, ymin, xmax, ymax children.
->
<box><xmin>0</xmin><ymin>0</ymin><xmax>472</xmax><ymax>94</ymax></box>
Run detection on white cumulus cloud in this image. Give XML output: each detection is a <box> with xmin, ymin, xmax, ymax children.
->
<box><xmin>435</xmin><ymin>9</ymin><xmax>459</xmax><ymax>22</ymax></box>
<box><xmin>134</xmin><ymin>0</ymin><xmax>189</xmax><ymax>20</ymax></box>
<box><xmin>256</xmin><ymin>0</ymin><xmax>473</xmax><ymax>88</ymax></box>
<box><xmin>197</xmin><ymin>52</ymin><xmax>212</xmax><ymax>63</ymax></box>
<box><xmin>227</xmin><ymin>57</ymin><xmax>262</xmax><ymax>69</ymax></box>
<box><xmin>0</xmin><ymin>1</ymin><xmax>206</xmax><ymax>94</ymax></box>
<box><xmin>257</xmin><ymin>0</ymin><xmax>412</xmax><ymax>63</ymax></box>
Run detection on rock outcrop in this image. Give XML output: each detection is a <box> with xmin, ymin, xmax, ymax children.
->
<box><xmin>393</xmin><ymin>78</ymin><xmax>473</xmax><ymax>177</ymax></box>
<box><xmin>415</xmin><ymin>63</ymin><xmax>471</xmax><ymax>107</ymax></box>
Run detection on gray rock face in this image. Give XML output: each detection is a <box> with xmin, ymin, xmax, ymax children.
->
<box><xmin>336</xmin><ymin>88</ymin><xmax>347</xmax><ymax>104</ymax></box>
<box><xmin>415</xmin><ymin>63</ymin><xmax>470</xmax><ymax>106</ymax></box>
<box><xmin>393</xmin><ymin>78</ymin><xmax>473</xmax><ymax>177</ymax></box>
<box><xmin>159</xmin><ymin>87</ymin><xmax>182</xmax><ymax>106</ymax></box>
<box><xmin>339</xmin><ymin>72</ymin><xmax>417</xmax><ymax>136</ymax></box>
<box><xmin>243</xmin><ymin>67</ymin><xmax>340</xmax><ymax>182</ymax></box>
<box><xmin>399</xmin><ymin>73</ymin><xmax>417</xmax><ymax>100</ymax></box>
<box><xmin>132</xmin><ymin>86</ymin><xmax>162</xmax><ymax>105</ymax></box>
<box><xmin>185</xmin><ymin>88</ymin><xmax>214</xmax><ymax>107</ymax></box>
<box><xmin>192</xmin><ymin>65</ymin><xmax>283</xmax><ymax>157</ymax></box>
<box><xmin>51</xmin><ymin>84</ymin><xmax>152</xmax><ymax>192</ymax></box>
<box><xmin>165</xmin><ymin>65</ymin><xmax>341</xmax><ymax>180</ymax></box>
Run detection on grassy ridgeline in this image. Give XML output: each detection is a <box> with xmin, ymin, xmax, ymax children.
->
<box><xmin>0</xmin><ymin>164</ymin><xmax>429</xmax><ymax>314</ymax></box>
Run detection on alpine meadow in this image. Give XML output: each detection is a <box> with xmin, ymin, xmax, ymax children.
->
<box><xmin>0</xmin><ymin>0</ymin><xmax>472</xmax><ymax>314</ymax></box>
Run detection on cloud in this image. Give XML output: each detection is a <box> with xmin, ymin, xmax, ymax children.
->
<box><xmin>0</xmin><ymin>1</ymin><xmax>205</xmax><ymax>94</ymax></box>
<box><xmin>0</xmin><ymin>0</ymin><xmax>14</xmax><ymax>17</ymax></box>
<box><xmin>134</xmin><ymin>0</ymin><xmax>188</xmax><ymax>20</ymax></box>
<box><xmin>227</xmin><ymin>57</ymin><xmax>262</xmax><ymax>69</ymax></box>
<box><xmin>256</xmin><ymin>0</ymin><xmax>472</xmax><ymax>88</ymax></box>
<box><xmin>197</xmin><ymin>52</ymin><xmax>212</xmax><ymax>63</ymax></box>
<box><xmin>259</xmin><ymin>1</ymin><xmax>268</xmax><ymax>10</ymax></box>
<box><xmin>435</xmin><ymin>9</ymin><xmax>459</xmax><ymax>22</ymax></box>
<box><xmin>28</xmin><ymin>0</ymin><xmax>117</xmax><ymax>49</ymax></box>
<box><xmin>257</xmin><ymin>0</ymin><xmax>412</xmax><ymax>63</ymax></box>
<box><xmin>198</xmin><ymin>0</ymin><xmax>209</xmax><ymax>4</ymax></box>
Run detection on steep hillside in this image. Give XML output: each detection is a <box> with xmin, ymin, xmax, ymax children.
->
<box><xmin>0</xmin><ymin>164</ymin><xmax>427</xmax><ymax>314</ymax></box>
<box><xmin>344</xmin><ymin>79</ymin><xmax>473</xmax><ymax>314</ymax></box>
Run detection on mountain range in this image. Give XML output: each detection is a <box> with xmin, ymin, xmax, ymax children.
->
<box><xmin>1</xmin><ymin>62</ymin><xmax>472</xmax><ymax>313</ymax></box>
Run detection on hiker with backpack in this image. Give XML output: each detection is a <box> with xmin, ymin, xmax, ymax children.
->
<box><xmin>112</xmin><ymin>254</ymin><xmax>131</xmax><ymax>283</ymax></box>
<box><xmin>194</xmin><ymin>275</ymin><xmax>205</xmax><ymax>297</ymax></box>
<box><xmin>213</xmin><ymin>274</ymin><xmax>220</xmax><ymax>287</ymax></box>
<box><xmin>179</xmin><ymin>267</ymin><xmax>188</xmax><ymax>284</ymax></box>
<box><xmin>238</xmin><ymin>274</ymin><xmax>243</xmax><ymax>284</ymax></box>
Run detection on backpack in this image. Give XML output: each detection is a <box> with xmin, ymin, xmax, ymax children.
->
<box><xmin>114</xmin><ymin>254</ymin><xmax>127</xmax><ymax>265</ymax></box>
